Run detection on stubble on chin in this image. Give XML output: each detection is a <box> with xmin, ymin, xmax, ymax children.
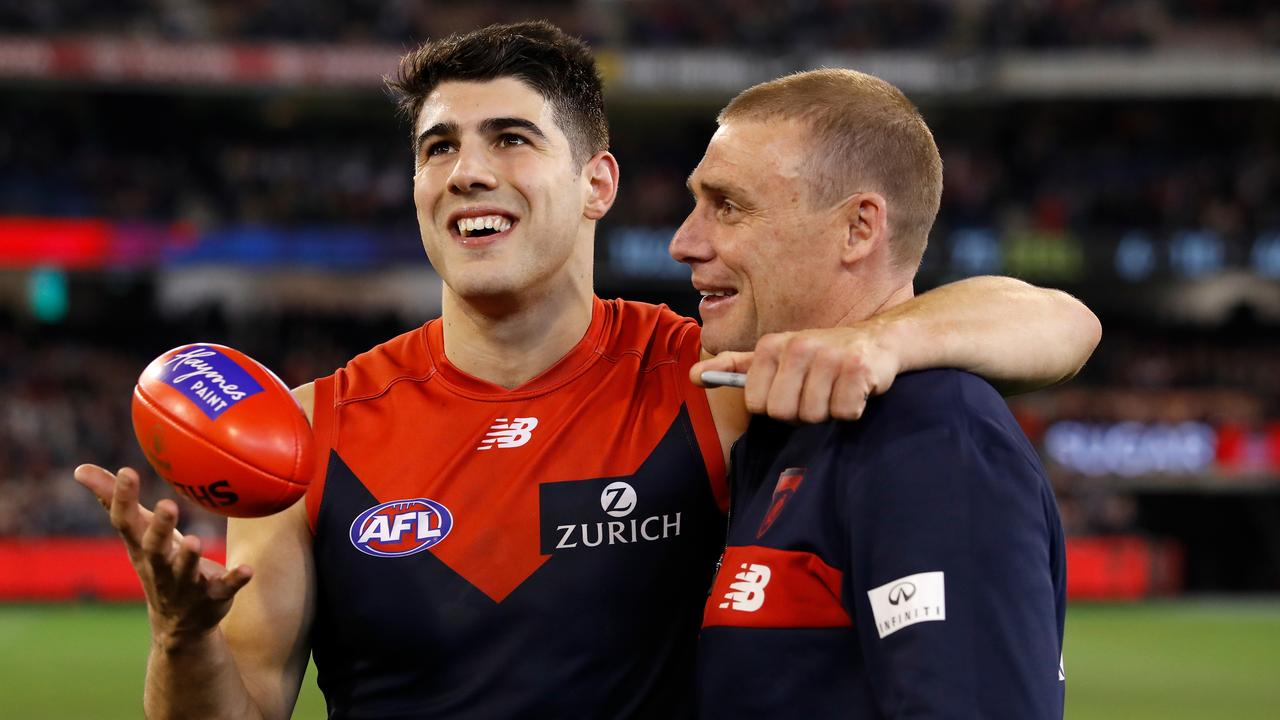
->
<box><xmin>700</xmin><ymin>322</ymin><xmax>756</xmax><ymax>356</ymax></box>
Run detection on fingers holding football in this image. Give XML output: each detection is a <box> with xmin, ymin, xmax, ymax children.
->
<box><xmin>73</xmin><ymin>463</ymin><xmax>150</xmax><ymax>543</ymax></box>
<box><xmin>177</xmin><ymin>537</ymin><xmax>249</xmax><ymax>597</ymax></box>
<box><xmin>143</xmin><ymin>523</ymin><xmax>250</xmax><ymax>636</ymax></box>
<box><xmin>74</xmin><ymin>463</ymin><xmax>121</xmax><ymax>513</ymax></box>
<box><xmin>142</xmin><ymin>499</ymin><xmax>181</xmax><ymax>590</ymax></box>
<box><xmin>172</xmin><ymin>537</ymin><xmax>250</xmax><ymax>609</ymax></box>
<box><xmin>95</xmin><ymin>466</ymin><xmax>156</xmax><ymax>550</ymax></box>
<box><xmin>207</xmin><ymin>563</ymin><xmax>254</xmax><ymax>602</ymax></box>
<box><xmin>74</xmin><ymin>464</ymin><xmax>237</xmax><ymax>622</ymax></box>
<box><xmin>172</xmin><ymin>533</ymin><xmax>203</xmax><ymax>588</ymax></box>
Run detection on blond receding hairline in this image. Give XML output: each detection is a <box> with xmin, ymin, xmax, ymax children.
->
<box><xmin>718</xmin><ymin>68</ymin><xmax>943</xmax><ymax>268</ymax></box>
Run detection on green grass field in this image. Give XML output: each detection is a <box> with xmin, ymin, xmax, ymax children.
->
<box><xmin>2</xmin><ymin>600</ymin><xmax>1278</xmax><ymax>719</ymax></box>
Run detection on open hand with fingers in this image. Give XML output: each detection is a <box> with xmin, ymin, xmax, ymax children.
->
<box><xmin>73</xmin><ymin>464</ymin><xmax>254</xmax><ymax>648</ymax></box>
<box><xmin>692</xmin><ymin>324</ymin><xmax>902</xmax><ymax>423</ymax></box>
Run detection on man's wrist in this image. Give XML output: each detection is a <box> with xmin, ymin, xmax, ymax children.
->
<box><xmin>152</xmin><ymin>622</ymin><xmax>219</xmax><ymax>655</ymax></box>
<box><xmin>871</xmin><ymin>312</ymin><xmax>923</xmax><ymax>376</ymax></box>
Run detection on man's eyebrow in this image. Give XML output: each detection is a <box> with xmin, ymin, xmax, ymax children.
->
<box><xmin>688</xmin><ymin>174</ymin><xmax>751</xmax><ymax>201</ymax></box>
<box><xmin>478</xmin><ymin>117</ymin><xmax>548</xmax><ymax>141</ymax></box>
<box><xmin>414</xmin><ymin>121</ymin><xmax>458</xmax><ymax>154</ymax></box>
<box><xmin>414</xmin><ymin>118</ymin><xmax>548</xmax><ymax>155</ymax></box>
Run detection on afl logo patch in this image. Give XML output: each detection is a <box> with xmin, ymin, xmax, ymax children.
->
<box><xmin>349</xmin><ymin>498</ymin><xmax>453</xmax><ymax>557</ymax></box>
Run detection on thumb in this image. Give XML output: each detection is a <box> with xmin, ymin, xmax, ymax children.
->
<box><xmin>208</xmin><ymin>564</ymin><xmax>255</xmax><ymax>602</ymax></box>
<box><xmin>690</xmin><ymin>351</ymin><xmax>754</xmax><ymax>386</ymax></box>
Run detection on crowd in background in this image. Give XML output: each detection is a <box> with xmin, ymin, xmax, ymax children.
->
<box><xmin>607</xmin><ymin>100</ymin><xmax>1280</xmax><ymax>245</ymax></box>
<box><xmin>1</xmin><ymin>310</ymin><xmax>1277</xmax><ymax>539</ymax></box>
<box><xmin>3</xmin><ymin>74</ymin><xmax>1280</xmax><ymax>544</ymax></box>
<box><xmin>3</xmin><ymin>93</ymin><xmax>1278</xmax><ymax>252</ymax></box>
<box><xmin>0</xmin><ymin>329</ymin><xmax>149</xmax><ymax>538</ymax></box>
<box><xmin>0</xmin><ymin>93</ymin><xmax>411</xmax><ymax>229</ymax></box>
<box><xmin>2</xmin><ymin>0</ymin><xmax>1277</xmax><ymax>50</ymax></box>
<box><xmin>3</xmin><ymin>1</ymin><xmax>1279</xmax><ymax>598</ymax></box>
<box><xmin>0</xmin><ymin>314</ymin><xmax>364</xmax><ymax>538</ymax></box>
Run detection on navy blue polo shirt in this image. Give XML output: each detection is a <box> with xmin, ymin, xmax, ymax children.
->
<box><xmin>699</xmin><ymin>369</ymin><xmax>1066</xmax><ymax>719</ymax></box>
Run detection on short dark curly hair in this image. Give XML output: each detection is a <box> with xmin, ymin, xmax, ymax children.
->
<box><xmin>387</xmin><ymin>20</ymin><xmax>609</xmax><ymax>168</ymax></box>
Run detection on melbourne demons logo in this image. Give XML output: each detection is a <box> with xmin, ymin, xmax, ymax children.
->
<box><xmin>349</xmin><ymin>499</ymin><xmax>453</xmax><ymax>558</ymax></box>
<box><xmin>756</xmin><ymin>467</ymin><xmax>805</xmax><ymax>538</ymax></box>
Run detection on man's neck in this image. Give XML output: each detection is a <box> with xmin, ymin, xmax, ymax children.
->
<box><xmin>828</xmin><ymin>271</ymin><xmax>916</xmax><ymax>329</ymax></box>
<box><xmin>439</xmin><ymin>280</ymin><xmax>594</xmax><ymax>390</ymax></box>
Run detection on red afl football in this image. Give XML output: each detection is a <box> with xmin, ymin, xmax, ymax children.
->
<box><xmin>131</xmin><ymin>343</ymin><xmax>316</xmax><ymax>518</ymax></box>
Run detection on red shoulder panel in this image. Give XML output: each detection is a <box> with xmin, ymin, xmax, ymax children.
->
<box><xmin>703</xmin><ymin>545</ymin><xmax>851</xmax><ymax>629</ymax></box>
<box><xmin>336</xmin><ymin>324</ymin><xmax>435</xmax><ymax>403</ymax></box>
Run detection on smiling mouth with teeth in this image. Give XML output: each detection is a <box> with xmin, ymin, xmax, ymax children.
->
<box><xmin>700</xmin><ymin>290</ymin><xmax>737</xmax><ymax>298</ymax></box>
<box><xmin>456</xmin><ymin>215</ymin><xmax>514</xmax><ymax>238</ymax></box>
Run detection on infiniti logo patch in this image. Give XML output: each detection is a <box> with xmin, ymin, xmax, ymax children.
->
<box><xmin>867</xmin><ymin>571</ymin><xmax>945</xmax><ymax>639</ymax></box>
<box><xmin>887</xmin><ymin>582</ymin><xmax>916</xmax><ymax>605</ymax></box>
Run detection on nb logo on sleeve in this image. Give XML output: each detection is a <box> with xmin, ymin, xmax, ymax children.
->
<box><xmin>477</xmin><ymin>417</ymin><xmax>539</xmax><ymax>450</ymax></box>
<box><xmin>718</xmin><ymin>563</ymin><xmax>771</xmax><ymax>612</ymax></box>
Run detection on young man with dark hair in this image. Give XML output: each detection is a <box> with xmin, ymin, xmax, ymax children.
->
<box><xmin>388</xmin><ymin>20</ymin><xmax>609</xmax><ymax>169</ymax></box>
<box><xmin>681</xmin><ymin>69</ymin><xmax>1072</xmax><ymax>718</ymax></box>
<box><xmin>77</xmin><ymin>24</ymin><xmax>1095</xmax><ymax>718</ymax></box>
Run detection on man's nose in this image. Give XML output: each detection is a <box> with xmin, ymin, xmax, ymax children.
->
<box><xmin>669</xmin><ymin>211</ymin><xmax>712</xmax><ymax>265</ymax></box>
<box><xmin>447</xmin><ymin>147</ymin><xmax>498</xmax><ymax>194</ymax></box>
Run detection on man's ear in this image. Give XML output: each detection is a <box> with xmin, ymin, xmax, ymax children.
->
<box><xmin>839</xmin><ymin>191</ymin><xmax>888</xmax><ymax>265</ymax></box>
<box><xmin>583</xmin><ymin>151</ymin><xmax>620</xmax><ymax>220</ymax></box>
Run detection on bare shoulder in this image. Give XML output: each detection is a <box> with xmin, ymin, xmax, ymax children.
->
<box><xmin>291</xmin><ymin>382</ymin><xmax>315</xmax><ymax>426</ymax></box>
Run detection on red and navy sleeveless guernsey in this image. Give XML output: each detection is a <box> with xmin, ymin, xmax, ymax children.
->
<box><xmin>699</xmin><ymin>369</ymin><xmax>1066</xmax><ymax>719</ymax></box>
<box><xmin>304</xmin><ymin>297</ymin><xmax>728</xmax><ymax>719</ymax></box>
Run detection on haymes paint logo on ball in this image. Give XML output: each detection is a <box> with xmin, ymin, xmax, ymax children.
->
<box><xmin>158</xmin><ymin>346</ymin><xmax>265</xmax><ymax>421</ymax></box>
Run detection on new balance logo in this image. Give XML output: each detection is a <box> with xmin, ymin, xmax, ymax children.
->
<box><xmin>718</xmin><ymin>563</ymin><xmax>771</xmax><ymax>612</ymax></box>
<box><xmin>477</xmin><ymin>417</ymin><xmax>539</xmax><ymax>450</ymax></box>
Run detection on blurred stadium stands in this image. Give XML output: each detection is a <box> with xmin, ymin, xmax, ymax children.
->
<box><xmin>2</xmin><ymin>0</ymin><xmax>1279</xmax><ymax>603</ymax></box>
<box><xmin>2</xmin><ymin>0</ymin><xmax>1277</xmax><ymax>49</ymax></box>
